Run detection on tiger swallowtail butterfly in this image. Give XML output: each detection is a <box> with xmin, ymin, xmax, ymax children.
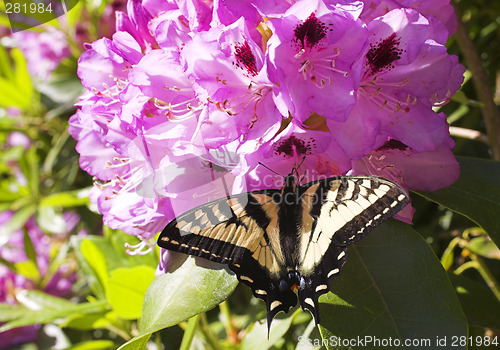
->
<box><xmin>158</xmin><ymin>168</ymin><xmax>409</xmax><ymax>330</ymax></box>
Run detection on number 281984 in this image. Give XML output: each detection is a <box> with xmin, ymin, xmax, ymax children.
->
<box><xmin>5</xmin><ymin>1</ymin><xmax>53</xmax><ymax>14</ymax></box>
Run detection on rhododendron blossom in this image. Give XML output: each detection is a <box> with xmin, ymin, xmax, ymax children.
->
<box><xmin>69</xmin><ymin>0</ymin><xmax>464</xmax><ymax>256</ymax></box>
<box><xmin>267</xmin><ymin>0</ymin><xmax>367</xmax><ymax>122</ymax></box>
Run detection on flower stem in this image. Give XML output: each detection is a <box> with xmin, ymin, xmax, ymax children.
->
<box><xmin>199</xmin><ymin>313</ymin><xmax>224</xmax><ymax>350</ymax></box>
<box><xmin>179</xmin><ymin>314</ymin><xmax>200</xmax><ymax>350</ymax></box>
<box><xmin>470</xmin><ymin>254</ymin><xmax>500</xmax><ymax>303</ymax></box>
<box><xmin>449</xmin><ymin>126</ymin><xmax>489</xmax><ymax>144</ymax></box>
<box><xmin>453</xmin><ymin>1</ymin><xmax>500</xmax><ymax>160</ymax></box>
<box><xmin>219</xmin><ymin>301</ymin><xmax>238</xmax><ymax>344</ymax></box>
<box><xmin>454</xmin><ymin>260</ymin><xmax>477</xmax><ymax>274</ymax></box>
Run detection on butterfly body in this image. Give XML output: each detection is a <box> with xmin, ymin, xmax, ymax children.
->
<box><xmin>158</xmin><ymin>172</ymin><xmax>409</xmax><ymax>329</ymax></box>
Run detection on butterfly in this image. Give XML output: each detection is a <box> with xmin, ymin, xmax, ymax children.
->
<box><xmin>157</xmin><ymin>168</ymin><xmax>409</xmax><ymax>330</ymax></box>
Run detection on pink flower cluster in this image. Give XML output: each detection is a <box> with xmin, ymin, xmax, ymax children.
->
<box><xmin>12</xmin><ymin>27</ymin><xmax>71</xmax><ymax>82</ymax></box>
<box><xmin>69</xmin><ymin>0</ymin><xmax>464</xmax><ymax>252</ymax></box>
<box><xmin>0</xmin><ymin>211</ymin><xmax>80</xmax><ymax>349</ymax></box>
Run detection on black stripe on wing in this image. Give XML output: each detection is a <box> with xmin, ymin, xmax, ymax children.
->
<box><xmin>299</xmin><ymin>176</ymin><xmax>409</xmax><ymax>248</ymax></box>
<box><xmin>297</xmin><ymin>243</ymin><xmax>347</xmax><ymax>324</ymax></box>
<box><xmin>158</xmin><ymin>190</ymin><xmax>279</xmax><ymax>264</ymax></box>
<box><xmin>295</xmin><ymin>176</ymin><xmax>409</xmax><ymax>324</ymax></box>
<box><xmin>157</xmin><ymin>189</ymin><xmax>297</xmax><ymax>326</ymax></box>
<box><xmin>327</xmin><ymin>177</ymin><xmax>409</xmax><ymax>246</ymax></box>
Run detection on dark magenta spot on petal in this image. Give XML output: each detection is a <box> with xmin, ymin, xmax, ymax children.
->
<box><xmin>234</xmin><ymin>41</ymin><xmax>258</xmax><ymax>77</ymax></box>
<box><xmin>274</xmin><ymin>135</ymin><xmax>314</xmax><ymax>157</ymax></box>
<box><xmin>366</xmin><ymin>33</ymin><xmax>403</xmax><ymax>76</ymax></box>
<box><xmin>377</xmin><ymin>139</ymin><xmax>409</xmax><ymax>151</ymax></box>
<box><xmin>294</xmin><ymin>13</ymin><xmax>327</xmax><ymax>50</ymax></box>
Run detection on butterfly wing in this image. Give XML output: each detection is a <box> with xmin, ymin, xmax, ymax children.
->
<box><xmin>296</xmin><ymin>176</ymin><xmax>409</xmax><ymax>323</ymax></box>
<box><xmin>157</xmin><ymin>190</ymin><xmax>298</xmax><ymax>323</ymax></box>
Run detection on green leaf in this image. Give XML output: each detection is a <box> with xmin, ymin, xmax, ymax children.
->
<box><xmin>0</xmin><ymin>45</ymin><xmax>14</xmax><ymax>80</ymax></box>
<box><xmin>73</xmin><ymin>231</ymin><xmax>158</xmax><ymax>300</ymax></box>
<box><xmin>318</xmin><ymin>220</ymin><xmax>467</xmax><ymax>350</ymax></box>
<box><xmin>0</xmin><ymin>291</ymin><xmax>109</xmax><ymax>332</ymax></box>
<box><xmin>73</xmin><ymin>236</ymin><xmax>106</xmax><ymax>298</ymax></box>
<box><xmin>0</xmin><ymin>47</ymin><xmax>34</xmax><ymax>109</ymax></box>
<box><xmin>15</xmin><ymin>290</ymin><xmax>75</xmax><ymax>310</ymax></box>
<box><xmin>18</xmin><ymin>147</ymin><xmax>39</xmax><ymax>196</ymax></box>
<box><xmin>0</xmin><ymin>303</ymin><xmax>30</xmax><ymax>322</ymax></box>
<box><xmin>61</xmin><ymin>311</ymin><xmax>111</xmax><ymax>330</ymax></box>
<box><xmin>11</xmin><ymin>47</ymin><xmax>33</xmax><ymax>98</ymax></box>
<box><xmin>416</xmin><ymin>156</ymin><xmax>500</xmax><ymax>248</ymax></box>
<box><xmin>117</xmin><ymin>334</ymin><xmax>151</xmax><ymax>350</ymax></box>
<box><xmin>63</xmin><ymin>340</ymin><xmax>116</xmax><ymax>350</ymax></box>
<box><xmin>105</xmin><ymin>265</ymin><xmax>156</xmax><ymax>320</ymax></box>
<box><xmin>0</xmin><ymin>145</ymin><xmax>24</xmax><ymax>163</ymax></box>
<box><xmin>80</xmin><ymin>239</ymin><xmax>109</xmax><ymax>288</ymax></box>
<box><xmin>108</xmin><ymin>229</ymin><xmax>158</xmax><ymax>268</ymax></box>
<box><xmin>23</xmin><ymin>228</ymin><xmax>37</xmax><ymax>266</ymax></box>
<box><xmin>0</xmin><ymin>256</ymin><xmax>18</xmax><ymax>274</ymax></box>
<box><xmin>441</xmin><ymin>238</ymin><xmax>461</xmax><ymax>271</ymax></box>
<box><xmin>448</xmin><ymin>273</ymin><xmax>500</xmax><ymax>331</ymax></box>
<box><xmin>0</xmin><ymin>78</ymin><xmax>30</xmax><ymax>107</ymax></box>
<box><xmin>465</xmin><ymin>236</ymin><xmax>500</xmax><ymax>260</ymax></box>
<box><xmin>241</xmin><ymin>309</ymin><xmax>298</xmax><ymax>350</ymax></box>
<box><xmin>39</xmin><ymin>188</ymin><xmax>91</xmax><ymax>208</ymax></box>
<box><xmin>138</xmin><ymin>254</ymin><xmax>238</xmax><ymax>337</ymax></box>
<box><xmin>13</xmin><ymin>260</ymin><xmax>39</xmax><ymax>282</ymax></box>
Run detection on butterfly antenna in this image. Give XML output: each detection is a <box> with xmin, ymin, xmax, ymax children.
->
<box><xmin>296</xmin><ymin>156</ymin><xmax>307</xmax><ymax>184</ymax></box>
<box><xmin>296</xmin><ymin>156</ymin><xmax>306</xmax><ymax>171</ymax></box>
<box><xmin>258</xmin><ymin>162</ymin><xmax>283</xmax><ymax>177</ymax></box>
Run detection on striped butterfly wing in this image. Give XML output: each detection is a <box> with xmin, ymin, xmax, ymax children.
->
<box><xmin>296</xmin><ymin>176</ymin><xmax>409</xmax><ymax>322</ymax></box>
<box><xmin>157</xmin><ymin>190</ymin><xmax>298</xmax><ymax>321</ymax></box>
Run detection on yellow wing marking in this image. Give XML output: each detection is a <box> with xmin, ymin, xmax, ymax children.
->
<box><xmin>172</xmin><ymin>193</ymin><xmax>285</xmax><ymax>275</ymax></box>
<box><xmin>298</xmin><ymin>180</ymin><xmax>341</xmax><ymax>273</ymax></box>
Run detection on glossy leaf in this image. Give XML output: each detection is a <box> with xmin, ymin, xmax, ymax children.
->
<box><xmin>105</xmin><ymin>265</ymin><xmax>156</xmax><ymax>320</ymax></box>
<box><xmin>318</xmin><ymin>220</ymin><xmax>467</xmax><ymax>349</ymax></box>
<box><xmin>465</xmin><ymin>236</ymin><xmax>500</xmax><ymax>260</ymax></box>
<box><xmin>138</xmin><ymin>254</ymin><xmax>238</xmax><ymax>337</ymax></box>
<box><xmin>241</xmin><ymin>309</ymin><xmax>298</xmax><ymax>350</ymax></box>
<box><xmin>416</xmin><ymin>156</ymin><xmax>500</xmax><ymax>248</ymax></box>
<box><xmin>73</xmin><ymin>233</ymin><xmax>158</xmax><ymax>300</ymax></box>
<box><xmin>448</xmin><ymin>273</ymin><xmax>500</xmax><ymax>331</ymax></box>
<box><xmin>80</xmin><ymin>239</ymin><xmax>109</xmax><ymax>287</ymax></box>
<box><xmin>117</xmin><ymin>334</ymin><xmax>151</xmax><ymax>350</ymax></box>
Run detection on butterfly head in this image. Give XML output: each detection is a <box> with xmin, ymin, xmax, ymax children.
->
<box><xmin>282</xmin><ymin>170</ymin><xmax>299</xmax><ymax>194</ymax></box>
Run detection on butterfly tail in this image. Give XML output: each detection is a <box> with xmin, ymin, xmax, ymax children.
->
<box><xmin>262</xmin><ymin>281</ymin><xmax>297</xmax><ymax>335</ymax></box>
<box><xmin>297</xmin><ymin>273</ymin><xmax>325</xmax><ymax>325</ymax></box>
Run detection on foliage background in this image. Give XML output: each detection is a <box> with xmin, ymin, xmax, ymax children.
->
<box><xmin>1</xmin><ymin>0</ymin><xmax>500</xmax><ymax>349</ymax></box>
